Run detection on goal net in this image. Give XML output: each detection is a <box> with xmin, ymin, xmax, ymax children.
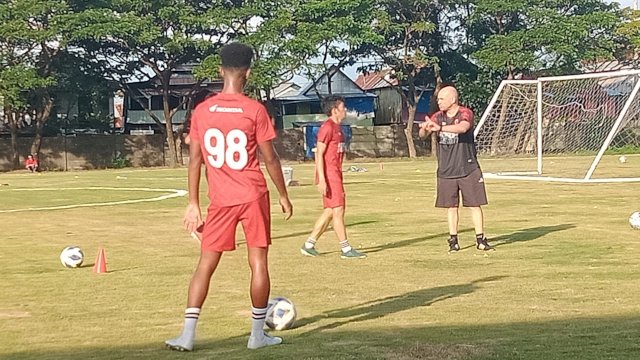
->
<box><xmin>474</xmin><ymin>70</ymin><xmax>640</xmax><ymax>182</ymax></box>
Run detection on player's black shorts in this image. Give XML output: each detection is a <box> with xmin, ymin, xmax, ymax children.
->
<box><xmin>436</xmin><ymin>168</ymin><xmax>488</xmax><ymax>208</ymax></box>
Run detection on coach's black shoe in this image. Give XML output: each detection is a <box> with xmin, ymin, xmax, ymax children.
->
<box><xmin>448</xmin><ymin>238</ymin><xmax>460</xmax><ymax>252</ymax></box>
<box><xmin>476</xmin><ymin>238</ymin><xmax>494</xmax><ymax>251</ymax></box>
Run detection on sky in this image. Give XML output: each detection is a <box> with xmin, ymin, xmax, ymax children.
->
<box><xmin>613</xmin><ymin>0</ymin><xmax>635</xmax><ymax>7</ymax></box>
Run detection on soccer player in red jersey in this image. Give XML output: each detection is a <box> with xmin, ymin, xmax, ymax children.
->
<box><xmin>165</xmin><ymin>43</ymin><xmax>293</xmax><ymax>352</ymax></box>
<box><xmin>300</xmin><ymin>95</ymin><xmax>366</xmax><ymax>259</ymax></box>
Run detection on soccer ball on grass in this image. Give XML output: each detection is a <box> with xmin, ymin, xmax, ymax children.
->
<box><xmin>265</xmin><ymin>297</ymin><xmax>297</xmax><ymax>330</ymax></box>
<box><xmin>629</xmin><ymin>211</ymin><xmax>640</xmax><ymax>230</ymax></box>
<box><xmin>60</xmin><ymin>246</ymin><xmax>84</xmax><ymax>268</ymax></box>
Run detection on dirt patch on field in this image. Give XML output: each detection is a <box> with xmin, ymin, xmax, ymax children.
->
<box><xmin>386</xmin><ymin>343</ymin><xmax>487</xmax><ymax>360</ymax></box>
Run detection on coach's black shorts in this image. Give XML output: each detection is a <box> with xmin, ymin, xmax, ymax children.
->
<box><xmin>436</xmin><ymin>168</ymin><xmax>488</xmax><ymax>208</ymax></box>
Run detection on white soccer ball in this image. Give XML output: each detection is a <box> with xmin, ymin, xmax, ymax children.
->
<box><xmin>619</xmin><ymin>155</ymin><xmax>627</xmax><ymax>164</ymax></box>
<box><xmin>630</xmin><ymin>212</ymin><xmax>640</xmax><ymax>230</ymax></box>
<box><xmin>265</xmin><ymin>297</ymin><xmax>297</xmax><ymax>331</ymax></box>
<box><xmin>60</xmin><ymin>246</ymin><xmax>84</xmax><ymax>268</ymax></box>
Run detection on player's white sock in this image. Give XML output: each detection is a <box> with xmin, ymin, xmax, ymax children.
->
<box><xmin>165</xmin><ymin>307</ymin><xmax>200</xmax><ymax>351</ymax></box>
<box><xmin>304</xmin><ymin>237</ymin><xmax>317</xmax><ymax>249</ymax></box>
<box><xmin>340</xmin><ymin>240</ymin><xmax>352</xmax><ymax>253</ymax></box>
<box><xmin>250</xmin><ymin>306</ymin><xmax>268</xmax><ymax>337</ymax></box>
<box><xmin>247</xmin><ymin>306</ymin><xmax>282</xmax><ymax>349</ymax></box>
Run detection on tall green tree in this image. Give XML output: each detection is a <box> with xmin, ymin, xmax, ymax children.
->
<box><xmin>0</xmin><ymin>0</ymin><xmax>63</xmax><ymax>167</ymax></box>
<box><xmin>63</xmin><ymin>0</ymin><xmax>254</xmax><ymax>167</ymax></box>
<box><xmin>368</xmin><ymin>0</ymin><xmax>443</xmax><ymax>158</ymax></box>
<box><xmin>293</xmin><ymin>0</ymin><xmax>380</xmax><ymax>95</ymax></box>
<box><xmin>471</xmin><ymin>0</ymin><xmax>622</xmax><ymax>78</ymax></box>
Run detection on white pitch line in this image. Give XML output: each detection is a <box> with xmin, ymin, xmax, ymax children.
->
<box><xmin>0</xmin><ymin>187</ymin><xmax>187</xmax><ymax>213</ymax></box>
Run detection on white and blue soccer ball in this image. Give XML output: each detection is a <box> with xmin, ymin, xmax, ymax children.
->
<box><xmin>60</xmin><ymin>246</ymin><xmax>84</xmax><ymax>268</ymax></box>
<box><xmin>630</xmin><ymin>212</ymin><xmax>640</xmax><ymax>230</ymax></box>
<box><xmin>265</xmin><ymin>297</ymin><xmax>297</xmax><ymax>331</ymax></box>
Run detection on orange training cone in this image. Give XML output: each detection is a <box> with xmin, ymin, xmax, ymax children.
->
<box><xmin>93</xmin><ymin>248</ymin><xmax>108</xmax><ymax>274</ymax></box>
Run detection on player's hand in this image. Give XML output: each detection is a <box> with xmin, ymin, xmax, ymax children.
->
<box><xmin>317</xmin><ymin>180</ymin><xmax>327</xmax><ymax>196</ymax></box>
<box><xmin>419</xmin><ymin>121</ymin><xmax>429</xmax><ymax>130</ymax></box>
<box><xmin>427</xmin><ymin>120</ymin><xmax>441</xmax><ymax>132</ymax></box>
<box><xmin>279</xmin><ymin>196</ymin><xmax>293</xmax><ymax>220</ymax></box>
<box><xmin>183</xmin><ymin>202</ymin><xmax>203</xmax><ymax>233</ymax></box>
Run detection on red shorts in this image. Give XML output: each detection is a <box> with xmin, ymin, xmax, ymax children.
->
<box><xmin>323</xmin><ymin>180</ymin><xmax>345</xmax><ymax>209</ymax></box>
<box><xmin>201</xmin><ymin>192</ymin><xmax>271</xmax><ymax>252</ymax></box>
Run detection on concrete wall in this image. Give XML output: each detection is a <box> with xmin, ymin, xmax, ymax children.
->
<box><xmin>349</xmin><ymin>124</ymin><xmax>432</xmax><ymax>158</ymax></box>
<box><xmin>0</xmin><ymin>125</ymin><xmax>431</xmax><ymax>171</ymax></box>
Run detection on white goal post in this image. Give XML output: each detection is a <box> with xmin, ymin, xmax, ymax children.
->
<box><xmin>474</xmin><ymin>70</ymin><xmax>640</xmax><ymax>182</ymax></box>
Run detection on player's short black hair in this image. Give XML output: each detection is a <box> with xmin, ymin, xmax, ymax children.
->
<box><xmin>220</xmin><ymin>42</ymin><xmax>254</xmax><ymax>70</ymax></box>
<box><xmin>322</xmin><ymin>95</ymin><xmax>345</xmax><ymax>116</ymax></box>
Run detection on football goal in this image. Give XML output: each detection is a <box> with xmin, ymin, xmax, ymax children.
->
<box><xmin>474</xmin><ymin>70</ymin><xmax>640</xmax><ymax>182</ymax></box>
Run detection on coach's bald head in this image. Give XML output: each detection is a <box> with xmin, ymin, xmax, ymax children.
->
<box><xmin>437</xmin><ymin>86</ymin><xmax>459</xmax><ymax>112</ymax></box>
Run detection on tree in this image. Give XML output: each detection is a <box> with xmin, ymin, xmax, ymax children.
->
<box><xmin>471</xmin><ymin>0</ymin><xmax>622</xmax><ymax>78</ymax></box>
<box><xmin>368</xmin><ymin>0</ymin><xmax>442</xmax><ymax>158</ymax></box>
<box><xmin>0</xmin><ymin>0</ymin><xmax>62</xmax><ymax>167</ymax></box>
<box><xmin>468</xmin><ymin>0</ymin><xmax>622</xmax><ymax>153</ymax></box>
<box><xmin>616</xmin><ymin>7</ymin><xmax>640</xmax><ymax>64</ymax></box>
<box><xmin>63</xmin><ymin>0</ymin><xmax>254</xmax><ymax>167</ymax></box>
<box><xmin>292</xmin><ymin>0</ymin><xmax>381</xmax><ymax>96</ymax></box>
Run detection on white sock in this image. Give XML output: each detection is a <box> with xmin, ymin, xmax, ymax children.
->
<box><xmin>304</xmin><ymin>237</ymin><xmax>317</xmax><ymax>249</ymax></box>
<box><xmin>181</xmin><ymin>307</ymin><xmax>200</xmax><ymax>340</ymax></box>
<box><xmin>340</xmin><ymin>240</ymin><xmax>352</xmax><ymax>253</ymax></box>
<box><xmin>251</xmin><ymin>306</ymin><xmax>268</xmax><ymax>337</ymax></box>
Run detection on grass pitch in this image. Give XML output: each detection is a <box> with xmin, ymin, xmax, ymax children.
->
<box><xmin>1</xmin><ymin>155</ymin><xmax>640</xmax><ymax>359</ymax></box>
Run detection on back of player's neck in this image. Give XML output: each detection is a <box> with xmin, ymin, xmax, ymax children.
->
<box><xmin>329</xmin><ymin>117</ymin><xmax>340</xmax><ymax>124</ymax></box>
<box><xmin>220</xmin><ymin>80</ymin><xmax>246</xmax><ymax>95</ymax></box>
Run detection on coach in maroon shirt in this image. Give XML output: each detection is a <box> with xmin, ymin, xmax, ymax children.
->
<box><xmin>419</xmin><ymin>86</ymin><xmax>494</xmax><ymax>253</ymax></box>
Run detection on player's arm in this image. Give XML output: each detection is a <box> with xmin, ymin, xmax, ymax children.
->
<box><xmin>315</xmin><ymin>141</ymin><xmax>328</xmax><ymax>195</ymax></box>
<box><xmin>431</xmin><ymin>109</ymin><xmax>473</xmax><ymax>134</ymax></box>
<box><xmin>434</xmin><ymin>121</ymin><xmax>471</xmax><ymax>134</ymax></box>
<box><xmin>183</xmin><ymin>137</ymin><xmax>203</xmax><ymax>232</ymax></box>
<box><xmin>258</xmin><ymin>141</ymin><xmax>293</xmax><ymax>220</ymax></box>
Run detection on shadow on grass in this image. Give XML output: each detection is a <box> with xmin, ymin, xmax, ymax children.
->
<box><xmin>271</xmin><ymin>220</ymin><xmax>377</xmax><ymax>240</ymax></box>
<box><xmin>491</xmin><ymin>224</ymin><xmax>576</xmax><ymax>248</ymax></box>
<box><xmin>296</xmin><ymin>276</ymin><xmax>507</xmax><ymax>332</ymax></box>
<box><xmin>362</xmin><ymin>228</ymin><xmax>474</xmax><ymax>254</ymax></box>
<box><xmin>5</xmin><ymin>312</ymin><xmax>640</xmax><ymax>359</ymax></box>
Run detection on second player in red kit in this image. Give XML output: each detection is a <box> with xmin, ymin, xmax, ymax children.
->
<box><xmin>300</xmin><ymin>95</ymin><xmax>367</xmax><ymax>259</ymax></box>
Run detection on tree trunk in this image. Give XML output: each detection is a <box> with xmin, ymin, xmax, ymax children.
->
<box><xmin>405</xmin><ymin>102</ymin><xmax>417</xmax><ymax>158</ymax></box>
<box><xmin>163</xmin><ymin>84</ymin><xmax>178</xmax><ymax>168</ymax></box>
<box><xmin>175</xmin><ymin>124</ymin><xmax>185</xmax><ymax>166</ymax></box>
<box><xmin>30</xmin><ymin>93</ymin><xmax>54</xmax><ymax>158</ymax></box>
<box><xmin>6</xmin><ymin>106</ymin><xmax>20</xmax><ymax>169</ymax></box>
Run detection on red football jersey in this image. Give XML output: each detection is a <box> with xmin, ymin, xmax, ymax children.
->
<box><xmin>316</xmin><ymin>119</ymin><xmax>345</xmax><ymax>181</ymax></box>
<box><xmin>190</xmin><ymin>93</ymin><xmax>276</xmax><ymax>207</ymax></box>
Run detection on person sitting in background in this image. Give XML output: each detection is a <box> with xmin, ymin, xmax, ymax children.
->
<box><xmin>24</xmin><ymin>155</ymin><xmax>38</xmax><ymax>173</ymax></box>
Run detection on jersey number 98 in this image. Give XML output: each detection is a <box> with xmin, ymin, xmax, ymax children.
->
<box><xmin>204</xmin><ymin>128</ymin><xmax>248</xmax><ymax>170</ymax></box>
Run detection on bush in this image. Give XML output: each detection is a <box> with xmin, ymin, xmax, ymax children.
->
<box><xmin>111</xmin><ymin>153</ymin><xmax>129</xmax><ymax>168</ymax></box>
